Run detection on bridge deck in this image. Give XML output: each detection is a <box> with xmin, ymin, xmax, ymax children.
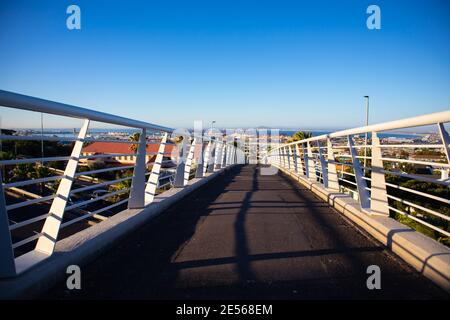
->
<box><xmin>45</xmin><ymin>165</ymin><xmax>447</xmax><ymax>299</ymax></box>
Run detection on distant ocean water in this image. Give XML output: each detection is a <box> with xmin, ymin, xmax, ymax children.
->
<box><xmin>278</xmin><ymin>130</ymin><xmax>420</xmax><ymax>139</ymax></box>
<box><xmin>19</xmin><ymin>128</ymin><xmax>421</xmax><ymax>140</ymax></box>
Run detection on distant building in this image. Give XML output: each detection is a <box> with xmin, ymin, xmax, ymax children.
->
<box><xmin>409</xmin><ymin>154</ymin><xmax>445</xmax><ymax>162</ymax></box>
<box><xmin>81</xmin><ymin>141</ymin><xmax>175</xmax><ymax>166</ymax></box>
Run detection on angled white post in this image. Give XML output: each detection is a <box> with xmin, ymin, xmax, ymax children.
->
<box><xmin>129</xmin><ymin>128</ymin><xmax>147</xmax><ymax>209</ymax></box>
<box><xmin>306</xmin><ymin>142</ymin><xmax>316</xmax><ymax>180</ymax></box>
<box><xmin>282</xmin><ymin>147</ymin><xmax>287</xmax><ymax>168</ymax></box>
<box><xmin>0</xmin><ymin>171</ymin><xmax>15</xmax><ymax>277</ymax></box>
<box><xmin>207</xmin><ymin>140</ymin><xmax>216</xmax><ymax>173</ymax></box>
<box><xmin>348</xmin><ymin>135</ymin><xmax>370</xmax><ymax>210</ymax></box>
<box><xmin>287</xmin><ymin>146</ymin><xmax>292</xmax><ymax>171</ymax></box>
<box><xmin>437</xmin><ymin>123</ymin><xmax>450</xmax><ymax>163</ymax></box>
<box><xmin>221</xmin><ymin>143</ymin><xmax>227</xmax><ymax>168</ymax></box>
<box><xmin>302</xmin><ymin>143</ymin><xmax>309</xmax><ymax>178</ymax></box>
<box><xmin>214</xmin><ymin>141</ymin><xmax>223</xmax><ymax>171</ymax></box>
<box><xmin>292</xmin><ymin>145</ymin><xmax>298</xmax><ymax>174</ymax></box>
<box><xmin>295</xmin><ymin>144</ymin><xmax>303</xmax><ymax>175</ymax></box>
<box><xmin>316</xmin><ymin>140</ymin><xmax>328</xmax><ymax>187</ymax></box>
<box><xmin>201</xmin><ymin>140</ymin><xmax>212</xmax><ymax>176</ymax></box>
<box><xmin>437</xmin><ymin>123</ymin><xmax>450</xmax><ymax>180</ymax></box>
<box><xmin>174</xmin><ymin>137</ymin><xmax>189</xmax><ymax>187</ymax></box>
<box><xmin>184</xmin><ymin>137</ymin><xmax>197</xmax><ymax>185</ymax></box>
<box><xmin>370</xmin><ymin>132</ymin><xmax>389</xmax><ymax>216</ymax></box>
<box><xmin>326</xmin><ymin>138</ymin><xmax>339</xmax><ymax>191</ymax></box>
<box><xmin>145</xmin><ymin>132</ymin><xmax>168</xmax><ymax>204</ymax></box>
<box><xmin>195</xmin><ymin>139</ymin><xmax>205</xmax><ymax>178</ymax></box>
<box><xmin>225</xmin><ymin>142</ymin><xmax>231</xmax><ymax>166</ymax></box>
<box><xmin>36</xmin><ymin>119</ymin><xmax>90</xmax><ymax>255</ymax></box>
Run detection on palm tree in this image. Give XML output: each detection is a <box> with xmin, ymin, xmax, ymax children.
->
<box><xmin>290</xmin><ymin>131</ymin><xmax>312</xmax><ymax>142</ymax></box>
<box><xmin>129</xmin><ymin>132</ymin><xmax>141</xmax><ymax>153</ymax></box>
<box><xmin>173</xmin><ymin>136</ymin><xmax>184</xmax><ymax>144</ymax></box>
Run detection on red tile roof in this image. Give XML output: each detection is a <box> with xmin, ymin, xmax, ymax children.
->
<box><xmin>82</xmin><ymin>141</ymin><xmax>175</xmax><ymax>155</ymax></box>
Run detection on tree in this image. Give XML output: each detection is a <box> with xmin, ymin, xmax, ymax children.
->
<box><xmin>290</xmin><ymin>131</ymin><xmax>312</xmax><ymax>142</ymax></box>
<box><xmin>129</xmin><ymin>132</ymin><xmax>141</xmax><ymax>153</ymax></box>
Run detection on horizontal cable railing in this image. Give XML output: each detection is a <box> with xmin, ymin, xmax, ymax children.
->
<box><xmin>0</xmin><ymin>90</ymin><xmax>239</xmax><ymax>277</ymax></box>
<box><xmin>266</xmin><ymin>110</ymin><xmax>450</xmax><ymax>245</ymax></box>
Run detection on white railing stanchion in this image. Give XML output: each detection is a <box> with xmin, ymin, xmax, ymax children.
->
<box><xmin>195</xmin><ymin>138</ymin><xmax>205</xmax><ymax>178</ymax></box>
<box><xmin>317</xmin><ymin>140</ymin><xmax>328</xmax><ymax>187</ymax></box>
<box><xmin>0</xmin><ymin>171</ymin><xmax>15</xmax><ymax>277</ymax></box>
<box><xmin>326</xmin><ymin>138</ymin><xmax>339</xmax><ymax>191</ymax></box>
<box><xmin>287</xmin><ymin>146</ymin><xmax>292</xmax><ymax>171</ymax></box>
<box><xmin>184</xmin><ymin>137</ymin><xmax>197</xmax><ymax>185</ymax></box>
<box><xmin>129</xmin><ymin>128</ymin><xmax>147</xmax><ymax>209</ymax></box>
<box><xmin>202</xmin><ymin>140</ymin><xmax>212</xmax><ymax>176</ymax></box>
<box><xmin>437</xmin><ymin>123</ymin><xmax>450</xmax><ymax>180</ymax></box>
<box><xmin>221</xmin><ymin>142</ymin><xmax>227</xmax><ymax>168</ymax></box>
<box><xmin>306</xmin><ymin>142</ymin><xmax>316</xmax><ymax>180</ymax></box>
<box><xmin>214</xmin><ymin>141</ymin><xmax>223</xmax><ymax>171</ymax></box>
<box><xmin>348</xmin><ymin>135</ymin><xmax>370</xmax><ymax>209</ymax></box>
<box><xmin>295</xmin><ymin>144</ymin><xmax>303</xmax><ymax>175</ymax></box>
<box><xmin>36</xmin><ymin>119</ymin><xmax>90</xmax><ymax>255</ymax></box>
<box><xmin>174</xmin><ymin>137</ymin><xmax>189</xmax><ymax>187</ymax></box>
<box><xmin>293</xmin><ymin>144</ymin><xmax>298</xmax><ymax>174</ymax></box>
<box><xmin>437</xmin><ymin>123</ymin><xmax>450</xmax><ymax>163</ymax></box>
<box><xmin>207</xmin><ymin>140</ymin><xmax>217</xmax><ymax>173</ymax></box>
<box><xmin>145</xmin><ymin>132</ymin><xmax>168</xmax><ymax>204</ymax></box>
<box><xmin>370</xmin><ymin>132</ymin><xmax>389</xmax><ymax>216</ymax></box>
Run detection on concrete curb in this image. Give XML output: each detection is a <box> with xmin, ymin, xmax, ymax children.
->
<box><xmin>275</xmin><ymin>165</ymin><xmax>450</xmax><ymax>292</ymax></box>
<box><xmin>0</xmin><ymin>166</ymin><xmax>236</xmax><ymax>299</ymax></box>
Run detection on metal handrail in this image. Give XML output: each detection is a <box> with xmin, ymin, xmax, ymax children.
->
<box><xmin>266</xmin><ymin>110</ymin><xmax>450</xmax><ymax>242</ymax></box>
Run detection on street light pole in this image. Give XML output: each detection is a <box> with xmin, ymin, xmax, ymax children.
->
<box><xmin>364</xmin><ymin>96</ymin><xmax>369</xmax><ymax>174</ymax></box>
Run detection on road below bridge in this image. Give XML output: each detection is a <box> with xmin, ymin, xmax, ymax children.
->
<box><xmin>44</xmin><ymin>165</ymin><xmax>447</xmax><ymax>299</ymax></box>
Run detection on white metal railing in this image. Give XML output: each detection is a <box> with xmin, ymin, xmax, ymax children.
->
<box><xmin>266</xmin><ymin>110</ymin><xmax>450</xmax><ymax>244</ymax></box>
<box><xmin>0</xmin><ymin>90</ymin><xmax>239</xmax><ymax>277</ymax></box>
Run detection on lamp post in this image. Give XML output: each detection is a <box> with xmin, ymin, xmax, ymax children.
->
<box><xmin>364</xmin><ymin>96</ymin><xmax>369</xmax><ymax>174</ymax></box>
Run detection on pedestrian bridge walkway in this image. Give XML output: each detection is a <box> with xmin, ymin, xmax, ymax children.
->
<box><xmin>0</xmin><ymin>90</ymin><xmax>449</xmax><ymax>299</ymax></box>
<box><xmin>44</xmin><ymin>165</ymin><xmax>446</xmax><ymax>299</ymax></box>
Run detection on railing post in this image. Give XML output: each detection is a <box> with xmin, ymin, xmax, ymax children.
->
<box><xmin>437</xmin><ymin>123</ymin><xmax>450</xmax><ymax>180</ymax></box>
<box><xmin>295</xmin><ymin>144</ymin><xmax>304</xmax><ymax>175</ymax></box>
<box><xmin>174</xmin><ymin>137</ymin><xmax>189</xmax><ymax>187</ymax></box>
<box><xmin>302</xmin><ymin>143</ymin><xmax>309</xmax><ymax>177</ymax></box>
<box><xmin>287</xmin><ymin>146</ymin><xmax>292</xmax><ymax>171</ymax></box>
<box><xmin>184</xmin><ymin>137</ymin><xmax>197</xmax><ymax>185</ymax></box>
<box><xmin>145</xmin><ymin>132</ymin><xmax>167</xmax><ymax>204</ymax></box>
<box><xmin>207</xmin><ymin>140</ymin><xmax>216</xmax><ymax>173</ymax></box>
<box><xmin>316</xmin><ymin>140</ymin><xmax>328</xmax><ymax>187</ymax></box>
<box><xmin>195</xmin><ymin>138</ymin><xmax>205</xmax><ymax>178</ymax></box>
<box><xmin>292</xmin><ymin>144</ymin><xmax>298</xmax><ymax>174</ymax></box>
<box><xmin>348</xmin><ymin>135</ymin><xmax>370</xmax><ymax>210</ymax></box>
<box><xmin>221</xmin><ymin>143</ymin><xmax>228</xmax><ymax>168</ymax></box>
<box><xmin>226</xmin><ymin>142</ymin><xmax>231</xmax><ymax>166</ymax></box>
<box><xmin>201</xmin><ymin>140</ymin><xmax>212</xmax><ymax>176</ymax></box>
<box><xmin>232</xmin><ymin>145</ymin><xmax>237</xmax><ymax>164</ymax></box>
<box><xmin>0</xmin><ymin>171</ymin><xmax>16</xmax><ymax>277</ymax></box>
<box><xmin>282</xmin><ymin>147</ymin><xmax>287</xmax><ymax>168</ymax></box>
<box><xmin>128</xmin><ymin>128</ymin><xmax>147</xmax><ymax>209</ymax></box>
<box><xmin>326</xmin><ymin>137</ymin><xmax>340</xmax><ymax>191</ymax></box>
<box><xmin>36</xmin><ymin>119</ymin><xmax>90</xmax><ymax>255</ymax></box>
<box><xmin>370</xmin><ymin>132</ymin><xmax>389</xmax><ymax>216</ymax></box>
<box><xmin>214</xmin><ymin>142</ymin><xmax>223</xmax><ymax>171</ymax></box>
<box><xmin>306</xmin><ymin>142</ymin><xmax>316</xmax><ymax>180</ymax></box>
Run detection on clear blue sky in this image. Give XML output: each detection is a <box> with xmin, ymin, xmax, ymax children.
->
<box><xmin>0</xmin><ymin>0</ymin><xmax>449</xmax><ymax>130</ymax></box>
